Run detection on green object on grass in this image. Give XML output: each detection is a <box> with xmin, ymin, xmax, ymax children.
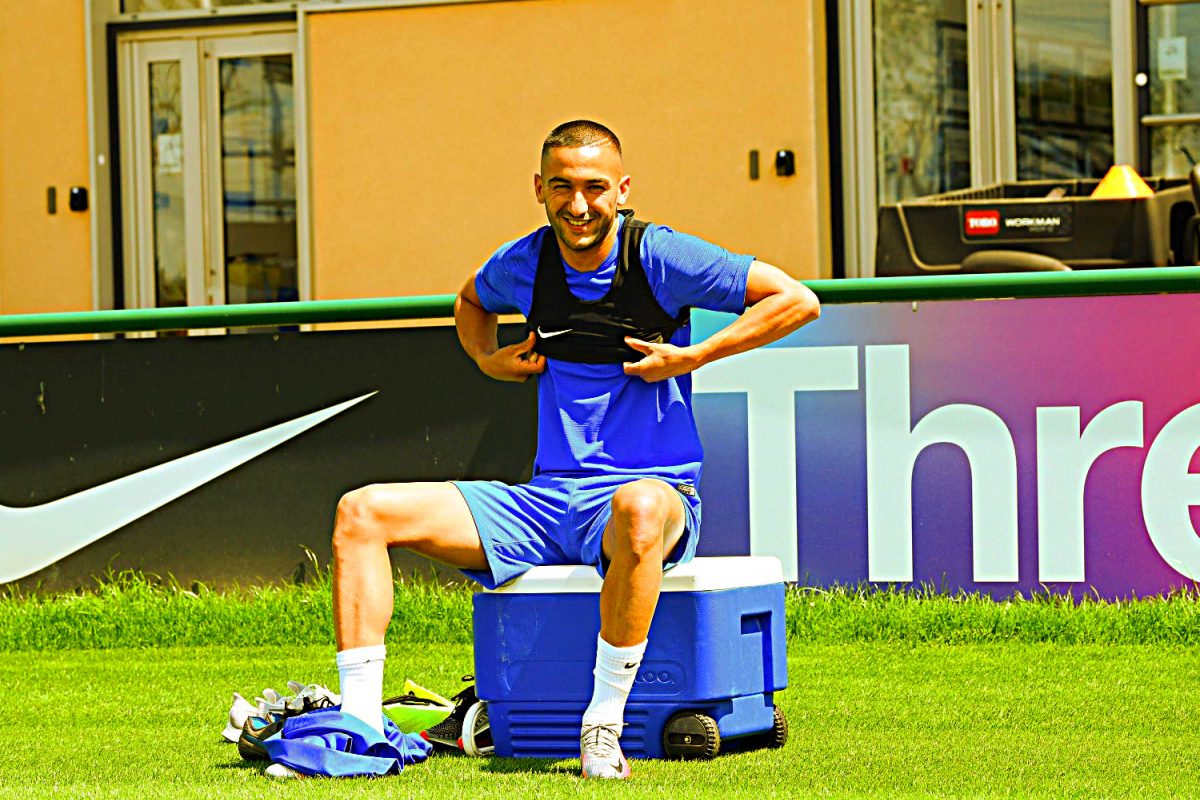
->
<box><xmin>400</xmin><ymin>677</ymin><xmax>454</xmax><ymax>707</ymax></box>
<box><xmin>382</xmin><ymin>679</ymin><xmax>454</xmax><ymax>733</ymax></box>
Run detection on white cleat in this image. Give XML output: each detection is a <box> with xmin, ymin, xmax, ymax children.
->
<box><xmin>580</xmin><ymin>723</ymin><xmax>631</xmax><ymax>780</ymax></box>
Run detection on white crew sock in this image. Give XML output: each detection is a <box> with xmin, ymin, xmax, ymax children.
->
<box><xmin>336</xmin><ymin>644</ymin><xmax>386</xmax><ymax>735</ymax></box>
<box><xmin>581</xmin><ymin>635</ymin><xmax>648</xmax><ymax>729</ymax></box>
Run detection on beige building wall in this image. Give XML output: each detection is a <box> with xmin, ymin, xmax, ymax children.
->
<box><xmin>306</xmin><ymin>0</ymin><xmax>831</xmax><ymax>301</ymax></box>
<box><xmin>0</xmin><ymin>1</ymin><xmax>93</xmax><ymax>315</ymax></box>
<box><xmin>0</xmin><ymin>0</ymin><xmax>831</xmax><ymax>317</ymax></box>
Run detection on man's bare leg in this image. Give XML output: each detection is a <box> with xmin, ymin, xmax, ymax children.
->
<box><xmin>330</xmin><ymin>481</ymin><xmax>487</xmax><ymax>732</ymax></box>
<box><xmin>598</xmin><ymin>479</ymin><xmax>686</xmax><ymax>645</ymax></box>
<box><xmin>581</xmin><ymin>479</ymin><xmax>685</xmax><ymax>778</ymax></box>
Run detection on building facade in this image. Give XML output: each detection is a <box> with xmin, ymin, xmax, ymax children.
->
<box><xmin>0</xmin><ymin>0</ymin><xmax>1193</xmax><ymax>317</ymax></box>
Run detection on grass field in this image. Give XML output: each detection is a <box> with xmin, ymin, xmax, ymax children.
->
<box><xmin>6</xmin><ymin>643</ymin><xmax>1200</xmax><ymax>799</ymax></box>
<box><xmin>5</xmin><ymin>575</ymin><xmax>1200</xmax><ymax>798</ymax></box>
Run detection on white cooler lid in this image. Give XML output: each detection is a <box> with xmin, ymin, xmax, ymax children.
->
<box><xmin>483</xmin><ymin>556</ymin><xmax>784</xmax><ymax>594</ymax></box>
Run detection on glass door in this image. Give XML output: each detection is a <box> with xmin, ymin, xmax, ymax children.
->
<box><xmin>1142</xmin><ymin>2</ymin><xmax>1200</xmax><ymax>176</ymax></box>
<box><xmin>871</xmin><ymin>0</ymin><xmax>972</xmax><ymax>206</ymax></box>
<box><xmin>1012</xmin><ymin>0</ymin><xmax>1114</xmax><ymax>180</ymax></box>
<box><xmin>122</xmin><ymin>39</ymin><xmax>206</xmax><ymax>309</ymax></box>
<box><xmin>842</xmin><ymin>0</ymin><xmax>977</xmax><ymax>277</ymax></box>
<box><xmin>119</xmin><ymin>29</ymin><xmax>302</xmax><ymax>316</ymax></box>
<box><xmin>204</xmin><ymin>34</ymin><xmax>299</xmax><ymax>306</ymax></box>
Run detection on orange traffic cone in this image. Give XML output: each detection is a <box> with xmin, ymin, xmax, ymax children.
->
<box><xmin>1091</xmin><ymin>165</ymin><xmax>1154</xmax><ymax>199</ymax></box>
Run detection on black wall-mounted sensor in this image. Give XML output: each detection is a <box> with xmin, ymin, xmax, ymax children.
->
<box><xmin>775</xmin><ymin>150</ymin><xmax>795</xmax><ymax>177</ymax></box>
<box><xmin>69</xmin><ymin>186</ymin><xmax>88</xmax><ymax>212</ymax></box>
<box><xmin>47</xmin><ymin>187</ymin><xmax>57</xmax><ymax>215</ymax></box>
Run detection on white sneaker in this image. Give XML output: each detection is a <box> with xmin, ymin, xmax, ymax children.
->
<box><xmin>222</xmin><ymin>693</ymin><xmax>257</xmax><ymax>743</ymax></box>
<box><xmin>580</xmin><ymin>723</ymin><xmax>630</xmax><ymax>780</ymax></box>
<box><xmin>257</xmin><ymin>682</ymin><xmax>340</xmax><ymax>717</ymax></box>
<box><xmin>264</xmin><ymin>763</ymin><xmax>303</xmax><ymax>779</ymax></box>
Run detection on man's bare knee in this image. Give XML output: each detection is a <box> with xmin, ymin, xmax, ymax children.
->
<box><xmin>333</xmin><ymin>485</ymin><xmax>401</xmax><ymax>552</ymax></box>
<box><xmin>612</xmin><ymin>480</ymin><xmax>673</xmax><ymax>524</ymax></box>
<box><xmin>610</xmin><ymin>481</ymin><xmax>675</xmax><ymax>558</ymax></box>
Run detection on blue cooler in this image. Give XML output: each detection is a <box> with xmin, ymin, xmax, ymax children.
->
<box><xmin>472</xmin><ymin>556</ymin><xmax>788</xmax><ymax>759</ymax></box>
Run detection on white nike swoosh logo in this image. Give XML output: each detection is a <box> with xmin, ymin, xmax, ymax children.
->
<box><xmin>0</xmin><ymin>393</ymin><xmax>375</xmax><ymax>583</ymax></box>
<box><xmin>537</xmin><ymin>327</ymin><xmax>572</xmax><ymax>338</ymax></box>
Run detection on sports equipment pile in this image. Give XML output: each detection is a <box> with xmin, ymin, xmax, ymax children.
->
<box><xmin>219</xmin><ymin>676</ymin><xmax>491</xmax><ymax>778</ymax></box>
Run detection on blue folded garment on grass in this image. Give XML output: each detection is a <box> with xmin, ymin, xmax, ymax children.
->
<box><xmin>261</xmin><ymin>707</ymin><xmax>433</xmax><ymax>778</ymax></box>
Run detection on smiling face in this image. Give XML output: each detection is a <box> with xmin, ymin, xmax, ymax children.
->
<box><xmin>534</xmin><ymin>143</ymin><xmax>630</xmax><ymax>266</ymax></box>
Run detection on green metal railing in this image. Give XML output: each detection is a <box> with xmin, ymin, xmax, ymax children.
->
<box><xmin>3</xmin><ymin>267</ymin><xmax>1200</xmax><ymax>338</ymax></box>
<box><xmin>0</xmin><ymin>294</ymin><xmax>458</xmax><ymax>337</ymax></box>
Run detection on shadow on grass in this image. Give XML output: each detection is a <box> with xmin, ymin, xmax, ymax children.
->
<box><xmin>478</xmin><ymin>757</ymin><xmax>578</xmax><ymax>776</ymax></box>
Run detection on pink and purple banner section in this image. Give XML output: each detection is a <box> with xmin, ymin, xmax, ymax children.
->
<box><xmin>690</xmin><ymin>294</ymin><xmax>1200</xmax><ymax>599</ymax></box>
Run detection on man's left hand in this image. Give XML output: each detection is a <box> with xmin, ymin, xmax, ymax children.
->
<box><xmin>622</xmin><ymin>337</ymin><xmax>703</xmax><ymax>382</ymax></box>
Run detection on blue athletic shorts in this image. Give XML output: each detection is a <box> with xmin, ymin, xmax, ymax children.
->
<box><xmin>449</xmin><ymin>473</ymin><xmax>702</xmax><ymax>589</ymax></box>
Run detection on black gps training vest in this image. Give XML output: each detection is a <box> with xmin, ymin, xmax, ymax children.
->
<box><xmin>524</xmin><ymin>210</ymin><xmax>689</xmax><ymax>364</ymax></box>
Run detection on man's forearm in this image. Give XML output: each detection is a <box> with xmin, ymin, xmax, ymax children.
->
<box><xmin>690</xmin><ymin>284</ymin><xmax>819</xmax><ymax>368</ymax></box>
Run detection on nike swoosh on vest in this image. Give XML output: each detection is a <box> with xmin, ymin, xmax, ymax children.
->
<box><xmin>0</xmin><ymin>392</ymin><xmax>374</xmax><ymax>583</ymax></box>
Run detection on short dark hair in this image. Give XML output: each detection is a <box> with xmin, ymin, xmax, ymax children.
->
<box><xmin>541</xmin><ymin>120</ymin><xmax>622</xmax><ymax>159</ymax></box>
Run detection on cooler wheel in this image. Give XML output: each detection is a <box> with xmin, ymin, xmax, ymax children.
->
<box><xmin>662</xmin><ymin>711</ymin><xmax>721</xmax><ymax>759</ymax></box>
<box><xmin>738</xmin><ymin>703</ymin><xmax>788</xmax><ymax>751</ymax></box>
<box><xmin>765</xmin><ymin>703</ymin><xmax>788</xmax><ymax>749</ymax></box>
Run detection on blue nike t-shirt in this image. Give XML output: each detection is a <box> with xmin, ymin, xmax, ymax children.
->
<box><xmin>474</xmin><ymin>214</ymin><xmax>753</xmax><ymax>484</ymax></box>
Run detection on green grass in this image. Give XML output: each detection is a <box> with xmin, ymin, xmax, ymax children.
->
<box><xmin>7</xmin><ymin>570</ymin><xmax>1200</xmax><ymax>650</ymax></box>
<box><xmin>787</xmin><ymin>584</ymin><xmax>1200</xmax><ymax>644</ymax></box>
<box><xmin>6</xmin><ymin>573</ymin><xmax>1200</xmax><ymax>797</ymax></box>
<box><xmin>0</xmin><ymin>568</ymin><xmax>474</xmax><ymax>651</ymax></box>
<box><xmin>4</xmin><ymin>643</ymin><xmax>1199</xmax><ymax>799</ymax></box>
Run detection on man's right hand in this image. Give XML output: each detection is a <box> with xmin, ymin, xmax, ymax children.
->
<box><xmin>476</xmin><ymin>332</ymin><xmax>546</xmax><ymax>382</ymax></box>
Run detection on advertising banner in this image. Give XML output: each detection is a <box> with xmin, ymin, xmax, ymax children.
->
<box><xmin>0</xmin><ymin>328</ymin><xmax>536</xmax><ymax>590</ymax></box>
<box><xmin>692</xmin><ymin>295</ymin><xmax>1200</xmax><ymax>599</ymax></box>
<box><xmin>7</xmin><ymin>293</ymin><xmax>1200</xmax><ymax>599</ymax></box>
